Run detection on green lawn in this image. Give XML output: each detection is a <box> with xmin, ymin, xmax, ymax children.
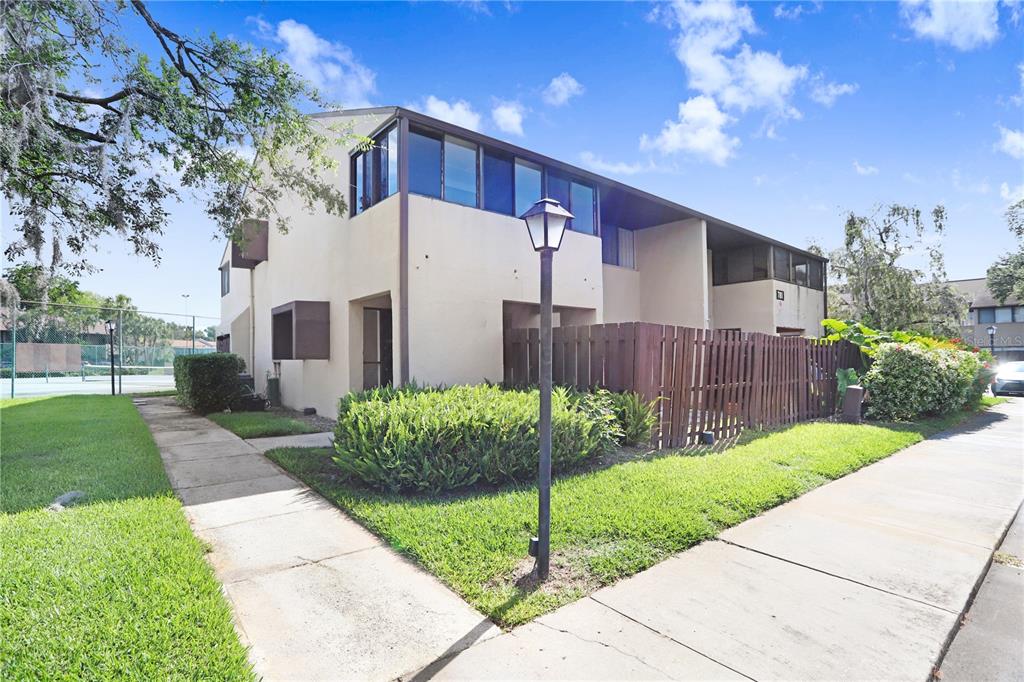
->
<box><xmin>267</xmin><ymin>400</ymin><xmax>1004</xmax><ymax>628</ymax></box>
<box><xmin>207</xmin><ymin>410</ymin><xmax>317</xmax><ymax>439</ymax></box>
<box><xmin>0</xmin><ymin>396</ymin><xmax>253</xmax><ymax>680</ymax></box>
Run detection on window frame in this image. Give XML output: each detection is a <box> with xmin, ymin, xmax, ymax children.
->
<box><xmin>219</xmin><ymin>265</ymin><xmax>230</xmax><ymax>297</ymax></box>
<box><xmin>442</xmin><ymin>134</ymin><xmax>480</xmax><ymax>208</ymax></box>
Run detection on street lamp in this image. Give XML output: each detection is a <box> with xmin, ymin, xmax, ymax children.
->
<box><xmin>519</xmin><ymin>197</ymin><xmax>573</xmax><ymax>581</ymax></box>
<box><xmin>987</xmin><ymin>325</ymin><xmax>997</xmax><ymax>356</ymax></box>
<box><xmin>105</xmin><ymin>319</ymin><xmax>116</xmax><ymax>396</ymax></box>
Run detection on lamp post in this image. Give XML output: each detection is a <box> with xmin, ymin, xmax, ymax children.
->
<box><xmin>105</xmin><ymin>319</ymin><xmax>116</xmax><ymax>396</ymax></box>
<box><xmin>519</xmin><ymin>197</ymin><xmax>573</xmax><ymax>580</ymax></box>
<box><xmin>987</xmin><ymin>325</ymin><xmax>997</xmax><ymax>357</ymax></box>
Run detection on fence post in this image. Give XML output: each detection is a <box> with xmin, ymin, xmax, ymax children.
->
<box><xmin>10</xmin><ymin>304</ymin><xmax>16</xmax><ymax>399</ymax></box>
<box><xmin>117</xmin><ymin>309</ymin><xmax>123</xmax><ymax>394</ymax></box>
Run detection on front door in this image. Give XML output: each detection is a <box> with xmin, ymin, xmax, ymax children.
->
<box><xmin>363</xmin><ymin>308</ymin><xmax>393</xmax><ymax>389</ymax></box>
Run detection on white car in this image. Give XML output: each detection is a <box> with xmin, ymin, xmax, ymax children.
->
<box><xmin>993</xmin><ymin>361</ymin><xmax>1024</xmax><ymax>397</ymax></box>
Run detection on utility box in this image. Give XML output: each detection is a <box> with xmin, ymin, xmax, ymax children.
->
<box><xmin>840</xmin><ymin>385</ymin><xmax>865</xmax><ymax>424</ymax></box>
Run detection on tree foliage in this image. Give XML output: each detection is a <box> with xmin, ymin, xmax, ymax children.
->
<box><xmin>827</xmin><ymin>204</ymin><xmax>965</xmax><ymax>336</ymax></box>
<box><xmin>1</xmin><ymin>0</ymin><xmax>352</xmax><ymax>278</ymax></box>
<box><xmin>986</xmin><ymin>199</ymin><xmax>1024</xmax><ymax>305</ymax></box>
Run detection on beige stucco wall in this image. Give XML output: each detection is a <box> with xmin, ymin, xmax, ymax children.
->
<box><xmin>406</xmin><ymin>194</ymin><xmax>603</xmax><ymax>385</ymax></box>
<box><xmin>235</xmin><ymin>111</ymin><xmax>400</xmax><ymax>417</ymax></box>
<box><xmin>772</xmin><ymin>280</ymin><xmax>825</xmax><ymax>335</ymax></box>
<box><xmin>711</xmin><ymin>279</ymin><xmax>777</xmax><ymax>333</ymax></box>
<box><xmin>634</xmin><ymin>218</ymin><xmax>709</xmax><ymax>328</ymax></box>
<box><xmin>601</xmin><ymin>264</ymin><xmax>640</xmax><ymax>323</ymax></box>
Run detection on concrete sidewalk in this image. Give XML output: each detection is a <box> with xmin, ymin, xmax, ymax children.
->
<box><xmin>415</xmin><ymin>400</ymin><xmax>1024</xmax><ymax>681</ymax></box>
<box><xmin>134</xmin><ymin>397</ymin><xmax>499</xmax><ymax>681</ymax></box>
<box><xmin>940</xmin><ymin>508</ymin><xmax>1024</xmax><ymax>681</ymax></box>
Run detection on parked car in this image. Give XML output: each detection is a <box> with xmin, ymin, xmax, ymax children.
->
<box><xmin>993</xmin><ymin>361</ymin><xmax>1024</xmax><ymax>396</ymax></box>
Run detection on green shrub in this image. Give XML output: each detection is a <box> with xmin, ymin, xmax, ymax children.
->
<box><xmin>609</xmin><ymin>391</ymin><xmax>659</xmax><ymax>445</ymax></box>
<box><xmin>173</xmin><ymin>353</ymin><xmax>245</xmax><ymax>413</ymax></box>
<box><xmin>861</xmin><ymin>343</ymin><xmax>980</xmax><ymax>421</ymax></box>
<box><xmin>332</xmin><ymin>384</ymin><xmax>619</xmax><ymax>493</ymax></box>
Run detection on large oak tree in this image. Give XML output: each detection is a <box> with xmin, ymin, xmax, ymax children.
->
<box><xmin>2</xmin><ymin>0</ymin><xmax>352</xmax><ymax>290</ymax></box>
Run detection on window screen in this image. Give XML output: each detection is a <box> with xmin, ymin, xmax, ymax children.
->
<box><xmin>773</xmin><ymin>247</ymin><xmax>791</xmax><ymax>282</ymax></box>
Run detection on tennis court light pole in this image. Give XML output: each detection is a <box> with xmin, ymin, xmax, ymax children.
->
<box><xmin>519</xmin><ymin>197</ymin><xmax>573</xmax><ymax>581</ymax></box>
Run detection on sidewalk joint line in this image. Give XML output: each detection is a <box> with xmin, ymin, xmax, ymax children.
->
<box><xmin>586</xmin><ymin>595</ymin><xmax>759</xmax><ymax>681</ymax></box>
<box><xmin>714</xmin><ymin>538</ymin><xmax>960</xmax><ymax>615</ymax></box>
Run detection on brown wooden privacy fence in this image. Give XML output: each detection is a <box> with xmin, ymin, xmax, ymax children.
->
<box><xmin>503</xmin><ymin>323</ymin><xmax>859</xmax><ymax>448</ymax></box>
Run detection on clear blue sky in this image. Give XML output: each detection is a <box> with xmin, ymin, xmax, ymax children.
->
<box><xmin>4</xmin><ymin>0</ymin><xmax>1022</xmax><ymax>318</ymax></box>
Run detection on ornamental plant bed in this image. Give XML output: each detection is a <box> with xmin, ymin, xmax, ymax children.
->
<box><xmin>266</xmin><ymin>397</ymin><xmax>1003</xmax><ymax>628</ymax></box>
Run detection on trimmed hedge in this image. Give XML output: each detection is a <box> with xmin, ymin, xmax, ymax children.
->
<box><xmin>861</xmin><ymin>343</ymin><xmax>982</xmax><ymax>421</ymax></box>
<box><xmin>333</xmin><ymin>384</ymin><xmax>620</xmax><ymax>493</ymax></box>
<box><xmin>173</xmin><ymin>353</ymin><xmax>245</xmax><ymax>413</ymax></box>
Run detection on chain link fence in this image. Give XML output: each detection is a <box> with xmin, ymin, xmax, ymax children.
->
<box><xmin>1</xmin><ymin>300</ymin><xmax>219</xmax><ymax>398</ymax></box>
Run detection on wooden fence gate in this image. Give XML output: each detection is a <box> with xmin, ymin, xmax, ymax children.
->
<box><xmin>503</xmin><ymin>323</ymin><xmax>859</xmax><ymax>447</ymax></box>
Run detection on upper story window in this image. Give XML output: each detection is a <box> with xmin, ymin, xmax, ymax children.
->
<box><xmin>409</xmin><ymin>129</ymin><xmax>442</xmax><ymax>198</ymax></box>
<box><xmin>602</xmin><ymin>226</ymin><xmax>635</xmax><ymax>268</ymax></box>
<box><xmin>399</xmin><ymin>120</ymin><xmax>602</xmax><ymax>238</ymax></box>
<box><xmin>443</xmin><ymin>136</ymin><xmax>478</xmax><ymax>207</ymax></box>
<box><xmin>514</xmin><ymin>159</ymin><xmax>542</xmax><ymax>217</ymax></box>
<box><xmin>714</xmin><ymin>245</ymin><xmax>821</xmax><ymax>290</ymax></box>
<box><xmin>220</xmin><ymin>265</ymin><xmax>230</xmax><ymax>297</ymax></box>
<box><xmin>977</xmin><ymin>305</ymin><xmax>1024</xmax><ymax>323</ymax></box>
<box><xmin>482</xmin><ymin>149</ymin><xmax>514</xmax><ymax>215</ymax></box>
<box><xmin>352</xmin><ymin>124</ymin><xmax>399</xmax><ymax>215</ymax></box>
<box><xmin>570</xmin><ymin>181</ymin><xmax>596</xmax><ymax>235</ymax></box>
<box><xmin>713</xmin><ymin>245</ymin><xmax>769</xmax><ymax>285</ymax></box>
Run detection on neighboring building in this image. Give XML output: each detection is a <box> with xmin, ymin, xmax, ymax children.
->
<box><xmin>219</xmin><ymin>107</ymin><xmax>827</xmax><ymax>416</ymax></box>
<box><xmin>950</xmin><ymin>278</ymin><xmax>1024</xmax><ymax>362</ymax></box>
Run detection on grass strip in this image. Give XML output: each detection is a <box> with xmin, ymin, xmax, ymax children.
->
<box><xmin>268</xmin><ymin>399</ymin><xmax>1003</xmax><ymax>627</ymax></box>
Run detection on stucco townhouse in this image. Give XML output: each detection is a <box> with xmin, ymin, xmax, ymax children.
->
<box><xmin>949</xmin><ymin>277</ymin><xmax>1024</xmax><ymax>362</ymax></box>
<box><xmin>218</xmin><ymin>107</ymin><xmax>827</xmax><ymax>416</ymax></box>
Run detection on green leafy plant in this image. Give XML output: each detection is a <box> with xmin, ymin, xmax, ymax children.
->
<box><xmin>836</xmin><ymin>367</ymin><xmax>860</xmax><ymax>405</ymax></box>
<box><xmin>332</xmin><ymin>384</ymin><xmax>619</xmax><ymax>494</ymax></box>
<box><xmin>860</xmin><ymin>343</ymin><xmax>981</xmax><ymax>421</ymax></box>
<box><xmin>173</xmin><ymin>353</ymin><xmax>245</xmax><ymax>413</ymax></box>
<box><xmin>609</xmin><ymin>391</ymin><xmax>660</xmax><ymax>445</ymax></box>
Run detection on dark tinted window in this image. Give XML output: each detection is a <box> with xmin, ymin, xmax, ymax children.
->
<box><xmin>753</xmin><ymin>245</ymin><xmax>769</xmax><ymax>280</ymax></box>
<box><xmin>792</xmin><ymin>254</ymin><xmax>809</xmax><ymax>287</ymax></box>
<box><xmin>409</xmin><ymin>130</ymin><xmax>442</xmax><ymax>198</ymax></box>
<box><xmin>773</xmin><ymin>247</ymin><xmax>791</xmax><ymax>282</ymax></box>
<box><xmin>547</xmin><ymin>172</ymin><xmax>570</xmax><ymax>212</ymax></box>
<box><xmin>514</xmin><ymin>160</ymin><xmax>542</xmax><ymax>217</ymax></box>
<box><xmin>809</xmin><ymin>260</ymin><xmax>823</xmax><ymax>290</ymax></box>
<box><xmin>483</xmin><ymin>149</ymin><xmax>514</xmax><ymax>215</ymax></box>
<box><xmin>570</xmin><ymin>182</ymin><xmax>595</xmax><ymax>234</ymax></box>
<box><xmin>978</xmin><ymin>308</ymin><xmax>995</xmax><ymax>323</ymax></box>
<box><xmin>443</xmin><ymin>136</ymin><xmax>477</xmax><ymax>207</ymax></box>
<box><xmin>601</xmin><ymin>224</ymin><xmax>619</xmax><ymax>265</ymax></box>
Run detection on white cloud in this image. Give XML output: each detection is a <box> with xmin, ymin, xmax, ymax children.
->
<box><xmin>1001</xmin><ymin>181</ymin><xmax>1024</xmax><ymax>204</ymax></box>
<box><xmin>902</xmin><ymin>172</ymin><xmax>925</xmax><ymax>185</ymax></box>
<box><xmin>853</xmin><ymin>160</ymin><xmax>879</xmax><ymax>176</ymax></box>
<box><xmin>249</xmin><ymin>17</ymin><xmax>377</xmax><ymax>107</ymax></box>
<box><xmin>809</xmin><ymin>77</ymin><xmax>859</xmax><ymax>107</ymax></box>
<box><xmin>995</xmin><ymin>125</ymin><xmax>1024</xmax><ymax>159</ymax></box>
<box><xmin>579</xmin><ymin>152</ymin><xmax>671</xmax><ymax>176</ymax></box>
<box><xmin>542</xmin><ymin>73</ymin><xmax>585</xmax><ymax>107</ymax></box>
<box><xmin>491</xmin><ymin>100</ymin><xmax>525</xmax><ymax>136</ymax></box>
<box><xmin>666</xmin><ymin>0</ymin><xmax>807</xmax><ymax>118</ymax></box>
<box><xmin>952</xmin><ymin>168</ymin><xmax>991</xmax><ymax>194</ymax></box>
<box><xmin>411</xmin><ymin>96</ymin><xmax>482</xmax><ymax>131</ymax></box>
<box><xmin>899</xmin><ymin>0</ymin><xmax>1000</xmax><ymax>51</ymax></box>
<box><xmin>640</xmin><ymin>95</ymin><xmax>740</xmax><ymax>166</ymax></box>
<box><xmin>773</xmin><ymin>2</ymin><xmax>823</xmax><ymax>21</ymax></box>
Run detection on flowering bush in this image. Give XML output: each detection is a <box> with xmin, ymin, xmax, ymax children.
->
<box><xmin>861</xmin><ymin>343</ymin><xmax>983</xmax><ymax>421</ymax></box>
